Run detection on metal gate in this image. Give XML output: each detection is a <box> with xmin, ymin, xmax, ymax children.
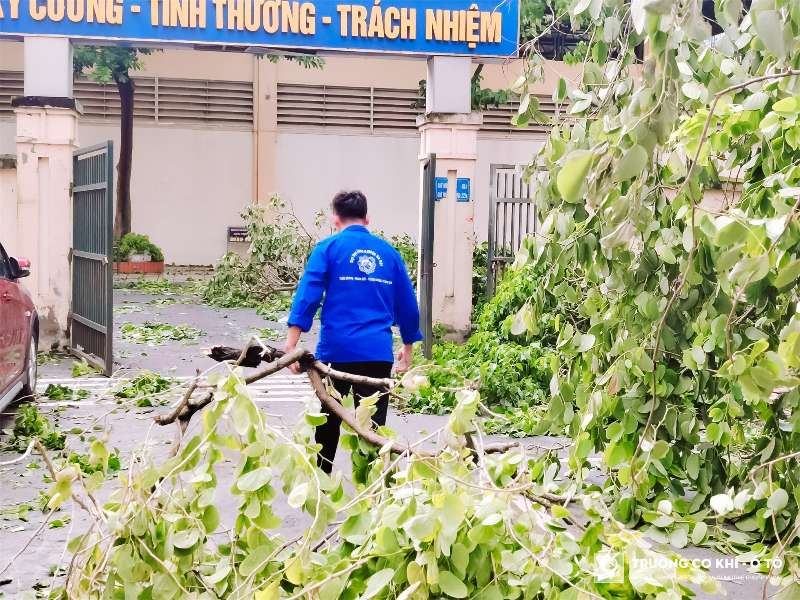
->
<box><xmin>486</xmin><ymin>164</ymin><xmax>536</xmax><ymax>297</ymax></box>
<box><xmin>71</xmin><ymin>142</ymin><xmax>114</xmax><ymax>375</ymax></box>
<box><xmin>419</xmin><ymin>154</ymin><xmax>436</xmax><ymax>358</ymax></box>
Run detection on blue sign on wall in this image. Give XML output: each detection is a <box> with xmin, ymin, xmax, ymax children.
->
<box><xmin>434</xmin><ymin>177</ymin><xmax>448</xmax><ymax>201</ymax></box>
<box><xmin>0</xmin><ymin>0</ymin><xmax>519</xmax><ymax>58</ymax></box>
<box><xmin>456</xmin><ymin>177</ymin><xmax>471</xmax><ymax>202</ymax></box>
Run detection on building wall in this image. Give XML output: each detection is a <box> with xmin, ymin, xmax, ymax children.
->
<box><xmin>80</xmin><ymin>123</ymin><xmax>254</xmax><ymax>265</ymax></box>
<box><xmin>1</xmin><ymin>40</ymin><xmax>555</xmax><ymax>264</ymax></box>
<box><xmin>276</xmin><ymin>130</ymin><xmax>420</xmax><ymax>237</ymax></box>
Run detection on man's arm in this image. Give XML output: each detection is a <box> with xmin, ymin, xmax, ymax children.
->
<box><xmin>394</xmin><ymin>256</ymin><xmax>423</xmax><ymax>373</ymax></box>
<box><xmin>285</xmin><ymin>244</ymin><xmax>327</xmax><ymax>372</ymax></box>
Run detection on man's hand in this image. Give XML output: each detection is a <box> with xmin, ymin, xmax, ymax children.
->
<box><xmin>395</xmin><ymin>344</ymin><xmax>413</xmax><ymax>374</ymax></box>
<box><xmin>284</xmin><ymin>326</ymin><xmax>302</xmax><ymax>374</ymax></box>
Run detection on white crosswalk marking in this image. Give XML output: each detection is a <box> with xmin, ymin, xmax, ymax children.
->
<box><xmin>35</xmin><ymin>374</ymin><xmax>314</xmax><ymax>407</ymax></box>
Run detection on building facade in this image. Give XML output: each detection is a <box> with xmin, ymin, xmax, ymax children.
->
<box><xmin>0</xmin><ymin>40</ymin><xmax>575</xmax><ymax>265</ymax></box>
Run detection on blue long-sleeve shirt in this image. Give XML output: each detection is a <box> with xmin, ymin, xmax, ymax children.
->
<box><xmin>288</xmin><ymin>225</ymin><xmax>423</xmax><ymax>363</ymax></box>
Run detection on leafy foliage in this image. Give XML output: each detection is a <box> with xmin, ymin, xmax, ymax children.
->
<box><xmin>120</xmin><ymin>322</ymin><xmax>204</xmax><ymax>346</ymax></box>
<box><xmin>452</xmin><ymin>0</ymin><xmax>800</xmax><ymax>575</ymax></box>
<box><xmin>62</xmin><ymin>371</ymin><xmax>718</xmax><ymax>599</ymax></box>
<box><xmin>202</xmin><ymin>199</ymin><xmax>315</xmax><ymax>318</ymax></box>
<box><xmin>113</xmin><ymin>232</ymin><xmax>164</xmax><ymax>262</ymax></box>
<box><xmin>10</xmin><ymin>405</ymin><xmax>65</xmax><ymax>451</ymax></box>
<box><xmin>113</xmin><ymin>371</ymin><xmax>175</xmax><ymax>407</ymax></box>
<box><xmin>67</xmin><ymin>450</ymin><xmax>121</xmax><ymax>476</ymax></box>
<box><xmin>520</xmin><ymin>0</ymin><xmax>589</xmax><ymax>64</ymax></box>
<box><xmin>71</xmin><ymin>359</ymin><xmax>100</xmax><ymax>378</ymax></box>
<box><xmin>43</xmin><ymin>384</ymin><xmax>90</xmax><ymax>402</ymax></box>
<box><xmin>401</xmin><ymin>331</ymin><xmax>551</xmax><ymax>422</ymax></box>
<box><xmin>73</xmin><ymin>47</ymin><xmax>152</xmax><ymax>85</ymax></box>
<box><xmin>115</xmin><ymin>277</ymin><xmax>200</xmax><ymax>296</ymax></box>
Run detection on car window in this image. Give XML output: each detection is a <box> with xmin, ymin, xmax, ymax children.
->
<box><xmin>0</xmin><ymin>243</ymin><xmax>10</xmax><ymax>279</ymax></box>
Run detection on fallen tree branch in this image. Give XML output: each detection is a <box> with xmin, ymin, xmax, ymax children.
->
<box><xmin>305</xmin><ymin>368</ymin><xmax>435</xmax><ymax>458</ymax></box>
<box><xmin>161</xmin><ymin>343</ymin><xmax>517</xmax><ymax>458</ymax></box>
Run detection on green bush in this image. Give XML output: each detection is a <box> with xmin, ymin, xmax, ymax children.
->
<box><xmin>114</xmin><ymin>233</ymin><xmax>164</xmax><ymax>262</ymax></box>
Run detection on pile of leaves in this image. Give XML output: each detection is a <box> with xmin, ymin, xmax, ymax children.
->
<box><xmin>402</xmin><ymin>331</ymin><xmax>552</xmax><ymax>422</ymax></box>
<box><xmin>67</xmin><ymin>448</ymin><xmax>121</xmax><ymax>476</ymax></box>
<box><xmin>116</xmin><ymin>277</ymin><xmax>201</xmax><ymax>296</ymax></box>
<box><xmin>120</xmin><ymin>322</ymin><xmax>204</xmax><ymax>346</ymax></box>
<box><xmin>43</xmin><ymin>384</ymin><xmax>90</xmax><ymax>402</ymax></box>
<box><xmin>202</xmin><ymin>199</ymin><xmax>315</xmax><ymax>317</ymax></box>
<box><xmin>7</xmin><ymin>405</ymin><xmax>65</xmax><ymax>451</ymax></box>
<box><xmin>72</xmin><ymin>359</ymin><xmax>100</xmax><ymax>378</ymax></box>
<box><xmin>113</xmin><ymin>370</ymin><xmax>175</xmax><ymax>407</ymax></box>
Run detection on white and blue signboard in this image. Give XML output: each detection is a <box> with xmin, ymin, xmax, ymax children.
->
<box><xmin>434</xmin><ymin>177</ymin><xmax>448</xmax><ymax>201</ymax></box>
<box><xmin>0</xmin><ymin>0</ymin><xmax>520</xmax><ymax>57</ymax></box>
<box><xmin>456</xmin><ymin>177</ymin><xmax>471</xmax><ymax>202</ymax></box>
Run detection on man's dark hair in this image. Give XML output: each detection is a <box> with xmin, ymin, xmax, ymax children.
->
<box><xmin>332</xmin><ymin>190</ymin><xmax>368</xmax><ymax>220</ymax></box>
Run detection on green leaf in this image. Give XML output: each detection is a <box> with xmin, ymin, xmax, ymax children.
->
<box><xmin>237</xmin><ymin>467</ymin><xmax>272</xmax><ymax>493</ymax></box>
<box><xmin>670</xmin><ymin>527</ymin><xmax>688</xmax><ymax>549</ymax></box>
<box><xmin>240</xmin><ymin>544</ymin><xmax>273</xmax><ymax>577</ymax></box>
<box><xmin>557</xmin><ymin>150</ymin><xmax>593</xmax><ymax>203</ymax></box>
<box><xmin>576</xmin><ymin>334</ymin><xmax>596</xmax><ymax>353</ymax></box>
<box><xmin>613</xmin><ymin>145</ymin><xmax>648</xmax><ymax>181</ymax></box>
<box><xmin>774</xmin><ymin>259</ymin><xmax>800</xmax><ymax>289</ymax></box>
<box><xmin>438</xmin><ymin>570</ymin><xmax>468</xmax><ymax>598</ymax></box>
<box><xmin>362</xmin><ymin>568</ymin><xmax>395</xmax><ymax>599</ymax></box>
<box><xmin>287</xmin><ymin>482</ymin><xmax>309</xmax><ymax>508</ymax></box>
<box><xmin>171</xmin><ymin>528</ymin><xmax>199</xmax><ymax>549</ymax></box>
<box><xmin>202</xmin><ymin>506</ymin><xmax>220</xmax><ymax>533</ymax></box>
<box><xmin>691</xmin><ymin>521</ymin><xmax>708</xmax><ymax>545</ymax></box>
<box><xmin>772</xmin><ymin>97</ymin><xmax>800</xmax><ymax>115</ymax></box>
<box><xmin>768</xmin><ymin>488</ymin><xmax>789</xmax><ymax>512</ymax></box>
<box><xmin>341</xmin><ymin>511</ymin><xmax>371</xmax><ymax>544</ymax></box>
<box><xmin>754</xmin><ymin>10</ymin><xmax>786</xmax><ymax>57</ymax></box>
<box><xmin>714</xmin><ymin>217</ymin><xmax>748</xmax><ymax>247</ymax></box>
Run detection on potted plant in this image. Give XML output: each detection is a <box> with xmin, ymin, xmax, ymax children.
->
<box><xmin>113</xmin><ymin>233</ymin><xmax>165</xmax><ymax>274</ymax></box>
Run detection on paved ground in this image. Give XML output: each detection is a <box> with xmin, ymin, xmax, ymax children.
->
<box><xmin>0</xmin><ymin>282</ymin><xmax>777</xmax><ymax>598</ymax></box>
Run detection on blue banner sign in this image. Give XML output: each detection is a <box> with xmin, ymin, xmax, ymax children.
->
<box><xmin>0</xmin><ymin>0</ymin><xmax>519</xmax><ymax>57</ymax></box>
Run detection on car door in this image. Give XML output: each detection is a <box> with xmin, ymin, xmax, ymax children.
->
<box><xmin>0</xmin><ymin>243</ymin><xmax>26</xmax><ymax>390</ymax></box>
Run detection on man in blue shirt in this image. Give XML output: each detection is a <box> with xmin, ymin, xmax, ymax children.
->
<box><xmin>285</xmin><ymin>190</ymin><xmax>423</xmax><ymax>473</ymax></box>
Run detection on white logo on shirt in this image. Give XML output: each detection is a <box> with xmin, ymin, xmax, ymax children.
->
<box><xmin>357</xmin><ymin>255</ymin><xmax>377</xmax><ymax>275</ymax></box>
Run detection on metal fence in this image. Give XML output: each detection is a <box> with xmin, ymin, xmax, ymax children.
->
<box><xmin>486</xmin><ymin>165</ymin><xmax>536</xmax><ymax>297</ymax></box>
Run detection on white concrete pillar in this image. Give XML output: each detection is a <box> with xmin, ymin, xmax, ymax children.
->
<box><xmin>13</xmin><ymin>37</ymin><xmax>78</xmax><ymax>347</ymax></box>
<box><xmin>418</xmin><ymin>57</ymin><xmax>481</xmax><ymax>339</ymax></box>
<box><xmin>0</xmin><ymin>156</ymin><xmax>17</xmax><ymax>250</ymax></box>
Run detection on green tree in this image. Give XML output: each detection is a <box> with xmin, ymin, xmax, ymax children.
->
<box><xmin>73</xmin><ymin>47</ymin><xmax>152</xmax><ymax>240</ymax></box>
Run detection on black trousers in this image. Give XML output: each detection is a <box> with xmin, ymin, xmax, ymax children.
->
<box><xmin>315</xmin><ymin>361</ymin><xmax>392</xmax><ymax>473</ymax></box>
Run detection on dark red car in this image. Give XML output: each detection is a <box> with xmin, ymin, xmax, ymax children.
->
<box><xmin>0</xmin><ymin>242</ymin><xmax>38</xmax><ymax>411</ymax></box>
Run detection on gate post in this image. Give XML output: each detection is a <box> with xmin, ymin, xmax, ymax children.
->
<box><xmin>417</xmin><ymin>57</ymin><xmax>482</xmax><ymax>341</ymax></box>
<box><xmin>13</xmin><ymin>37</ymin><xmax>79</xmax><ymax>347</ymax></box>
